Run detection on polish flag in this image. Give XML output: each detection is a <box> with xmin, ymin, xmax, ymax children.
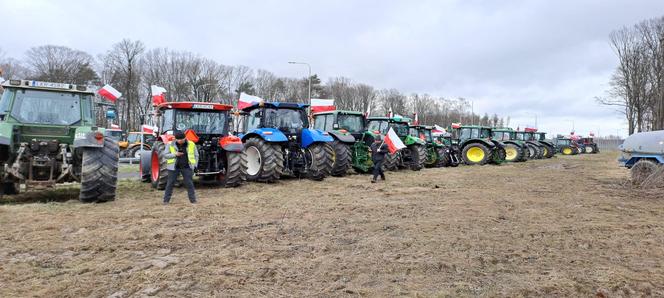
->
<box><xmin>141</xmin><ymin>124</ymin><xmax>157</xmax><ymax>134</ymax></box>
<box><xmin>364</xmin><ymin>100</ymin><xmax>372</xmax><ymax>117</ymax></box>
<box><xmin>238</xmin><ymin>93</ymin><xmax>263</xmax><ymax>110</ymax></box>
<box><xmin>433</xmin><ymin>125</ymin><xmax>446</xmax><ymax>134</ymax></box>
<box><xmin>524</xmin><ymin>127</ymin><xmax>538</xmax><ymax>132</ymax></box>
<box><xmin>151</xmin><ymin>85</ymin><xmax>167</xmax><ymax>105</ymax></box>
<box><xmin>413</xmin><ymin>113</ymin><xmax>419</xmax><ymax>125</ymax></box>
<box><xmin>311</xmin><ymin>99</ymin><xmax>335</xmax><ymax>113</ymax></box>
<box><xmin>384</xmin><ymin>127</ymin><xmax>406</xmax><ymax>154</ymax></box>
<box><xmin>451</xmin><ymin>123</ymin><xmax>461</xmax><ymax>129</ymax></box>
<box><xmin>98</xmin><ymin>85</ymin><xmax>122</xmax><ymax>102</ymax></box>
<box><xmin>387</xmin><ymin>107</ymin><xmax>394</xmax><ymax>118</ymax></box>
<box><xmin>110</xmin><ymin>124</ymin><xmax>120</xmax><ymax>129</ymax></box>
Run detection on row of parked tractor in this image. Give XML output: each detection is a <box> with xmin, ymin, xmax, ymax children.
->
<box><xmin>136</xmin><ymin>101</ymin><xmax>600</xmax><ymax>190</ymax></box>
<box><xmin>0</xmin><ymin>79</ymin><xmax>599</xmax><ymax>203</ymax></box>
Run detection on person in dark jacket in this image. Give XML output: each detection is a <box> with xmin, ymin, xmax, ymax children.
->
<box><xmin>370</xmin><ymin>135</ymin><xmax>389</xmax><ymax>183</ymax></box>
<box><xmin>162</xmin><ymin>130</ymin><xmax>199</xmax><ymax>204</ymax></box>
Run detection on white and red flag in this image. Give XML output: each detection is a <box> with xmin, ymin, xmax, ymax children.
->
<box><xmin>387</xmin><ymin>107</ymin><xmax>394</xmax><ymax>118</ymax></box>
<box><xmin>413</xmin><ymin>113</ymin><xmax>419</xmax><ymax>125</ymax></box>
<box><xmin>451</xmin><ymin>123</ymin><xmax>461</xmax><ymax>129</ymax></box>
<box><xmin>141</xmin><ymin>124</ymin><xmax>157</xmax><ymax>134</ymax></box>
<box><xmin>110</xmin><ymin>123</ymin><xmax>120</xmax><ymax>129</ymax></box>
<box><xmin>238</xmin><ymin>93</ymin><xmax>263</xmax><ymax>110</ymax></box>
<box><xmin>310</xmin><ymin>98</ymin><xmax>335</xmax><ymax>113</ymax></box>
<box><xmin>151</xmin><ymin>85</ymin><xmax>167</xmax><ymax>105</ymax></box>
<box><xmin>384</xmin><ymin>127</ymin><xmax>406</xmax><ymax>154</ymax></box>
<box><xmin>98</xmin><ymin>85</ymin><xmax>122</xmax><ymax>102</ymax></box>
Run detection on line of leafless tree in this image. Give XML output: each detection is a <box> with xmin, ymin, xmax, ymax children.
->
<box><xmin>600</xmin><ymin>15</ymin><xmax>664</xmax><ymax>134</ymax></box>
<box><xmin>0</xmin><ymin>40</ymin><xmax>507</xmax><ymax>130</ymax></box>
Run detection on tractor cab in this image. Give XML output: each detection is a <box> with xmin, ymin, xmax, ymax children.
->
<box><xmin>555</xmin><ymin>137</ymin><xmax>578</xmax><ymax>155</ymax></box>
<box><xmin>141</xmin><ymin>101</ymin><xmax>246</xmax><ymax>189</ymax></box>
<box><xmin>451</xmin><ymin>125</ymin><xmax>506</xmax><ymax>165</ymax></box>
<box><xmin>312</xmin><ymin>110</ymin><xmax>372</xmax><ymax>175</ymax></box>
<box><xmin>491</xmin><ymin>127</ymin><xmax>529</xmax><ymax>162</ymax></box>
<box><xmin>313</xmin><ymin>110</ymin><xmax>366</xmax><ymax>140</ymax></box>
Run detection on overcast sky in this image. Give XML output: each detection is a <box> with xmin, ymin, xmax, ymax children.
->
<box><xmin>3</xmin><ymin>0</ymin><xmax>663</xmax><ymax>137</ymax></box>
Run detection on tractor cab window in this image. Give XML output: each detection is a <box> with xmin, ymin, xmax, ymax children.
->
<box><xmin>337</xmin><ymin>114</ymin><xmax>365</xmax><ymax>133</ymax></box>
<box><xmin>391</xmin><ymin>122</ymin><xmax>409</xmax><ymax>137</ymax></box>
<box><xmin>127</xmin><ymin>134</ymin><xmax>140</xmax><ymax>143</ymax></box>
<box><xmin>313</xmin><ymin>114</ymin><xmax>327</xmax><ymax>130</ymax></box>
<box><xmin>480</xmin><ymin>129</ymin><xmax>491</xmax><ymax>138</ymax></box>
<box><xmin>264</xmin><ymin>108</ymin><xmax>308</xmax><ymax>131</ymax></box>
<box><xmin>162</xmin><ymin>109</ymin><xmax>174</xmax><ymax>133</ymax></box>
<box><xmin>459</xmin><ymin>128</ymin><xmax>479</xmax><ymax>140</ymax></box>
<box><xmin>245</xmin><ymin>109</ymin><xmax>262</xmax><ymax>131</ymax></box>
<box><xmin>423</xmin><ymin>130</ymin><xmax>433</xmax><ymax>142</ymax></box>
<box><xmin>367</xmin><ymin>120</ymin><xmax>389</xmax><ymax>134</ymax></box>
<box><xmin>174</xmin><ymin>110</ymin><xmax>227</xmax><ymax>134</ymax></box>
<box><xmin>515</xmin><ymin>133</ymin><xmax>525</xmax><ymax>141</ymax></box>
<box><xmin>492</xmin><ymin>131</ymin><xmax>507</xmax><ymax>141</ymax></box>
<box><xmin>538</xmin><ymin>133</ymin><xmax>546</xmax><ymax>141</ymax></box>
<box><xmin>11</xmin><ymin>89</ymin><xmax>82</xmax><ymax>125</ymax></box>
<box><xmin>409</xmin><ymin>127</ymin><xmax>419</xmax><ymax>138</ymax></box>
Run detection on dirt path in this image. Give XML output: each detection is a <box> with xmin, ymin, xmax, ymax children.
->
<box><xmin>1</xmin><ymin>153</ymin><xmax>662</xmax><ymax>297</ymax></box>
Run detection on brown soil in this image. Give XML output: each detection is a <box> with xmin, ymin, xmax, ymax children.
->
<box><xmin>1</xmin><ymin>153</ymin><xmax>663</xmax><ymax>297</ymax></box>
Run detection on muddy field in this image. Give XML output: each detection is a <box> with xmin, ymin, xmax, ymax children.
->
<box><xmin>1</xmin><ymin>152</ymin><xmax>663</xmax><ymax>297</ymax></box>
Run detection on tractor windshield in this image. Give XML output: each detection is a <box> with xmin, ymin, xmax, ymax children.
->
<box><xmin>492</xmin><ymin>131</ymin><xmax>510</xmax><ymax>141</ymax></box>
<box><xmin>10</xmin><ymin>89</ymin><xmax>83</xmax><ymax>126</ymax></box>
<box><xmin>515</xmin><ymin>132</ymin><xmax>525</xmax><ymax>141</ymax></box>
<box><xmin>166</xmin><ymin>109</ymin><xmax>227</xmax><ymax>134</ymax></box>
<box><xmin>264</xmin><ymin>108</ymin><xmax>308</xmax><ymax>130</ymax></box>
<box><xmin>423</xmin><ymin>129</ymin><xmax>433</xmax><ymax>142</ymax></box>
<box><xmin>337</xmin><ymin>114</ymin><xmax>365</xmax><ymax>133</ymax></box>
<box><xmin>367</xmin><ymin>120</ymin><xmax>389</xmax><ymax>134</ymax></box>
<box><xmin>391</xmin><ymin>122</ymin><xmax>409</xmax><ymax>137</ymax></box>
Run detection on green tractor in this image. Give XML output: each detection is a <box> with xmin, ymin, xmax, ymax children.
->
<box><xmin>312</xmin><ymin>110</ymin><xmax>374</xmax><ymax>175</ymax></box>
<box><xmin>491</xmin><ymin>127</ymin><xmax>529</xmax><ymax>162</ymax></box>
<box><xmin>515</xmin><ymin>130</ymin><xmax>544</xmax><ymax>159</ymax></box>
<box><xmin>452</xmin><ymin>125</ymin><xmax>506</xmax><ymax>165</ymax></box>
<box><xmin>437</xmin><ymin>132</ymin><xmax>461</xmax><ymax>167</ymax></box>
<box><xmin>410</xmin><ymin>125</ymin><xmax>446</xmax><ymax>167</ymax></box>
<box><xmin>0</xmin><ymin>80</ymin><xmax>119</xmax><ymax>202</ymax></box>
<box><xmin>533</xmin><ymin>131</ymin><xmax>556</xmax><ymax>158</ymax></box>
<box><xmin>554</xmin><ymin>137</ymin><xmax>579</xmax><ymax>155</ymax></box>
<box><xmin>366</xmin><ymin>116</ymin><xmax>426</xmax><ymax>171</ymax></box>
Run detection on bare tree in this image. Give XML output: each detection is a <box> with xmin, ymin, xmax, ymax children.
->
<box><xmin>25</xmin><ymin>45</ymin><xmax>98</xmax><ymax>84</ymax></box>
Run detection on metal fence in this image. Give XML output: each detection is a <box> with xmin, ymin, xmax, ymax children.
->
<box><xmin>596</xmin><ymin>139</ymin><xmax>624</xmax><ymax>151</ymax></box>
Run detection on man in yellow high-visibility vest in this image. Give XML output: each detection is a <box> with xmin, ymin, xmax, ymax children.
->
<box><xmin>163</xmin><ymin>130</ymin><xmax>199</xmax><ymax>204</ymax></box>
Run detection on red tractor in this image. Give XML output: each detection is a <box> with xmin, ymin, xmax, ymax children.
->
<box><xmin>140</xmin><ymin>102</ymin><xmax>246</xmax><ymax>188</ymax></box>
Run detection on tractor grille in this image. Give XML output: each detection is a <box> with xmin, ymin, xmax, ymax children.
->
<box><xmin>20</xmin><ymin>126</ymin><xmax>71</xmax><ymax>136</ymax></box>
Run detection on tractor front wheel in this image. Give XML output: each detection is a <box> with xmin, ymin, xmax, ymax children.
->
<box><xmin>435</xmin><ymin>147</ymin><xmax>447</xmax><ymax>167</ymax></box>
<box><xmin>462</xmin><ymin>143</ymin><xmax>490</xmax><ymax>165</ymax></box>
<box><xmin>304</xmin><ymin>143</ymin><xmax>334</xmax><ymax>181</ymax></box>
<box><xmin>330</xmin><ymin>140</ymin><xmax>352</xmax><ymax>177</ymax></box>
<box><xmin>244</xmin><ymin>137</ymin><xmax>284</xmax><ymax>182</ymax></box>
<box><xmin>80</xmin><ymin>136</ymin><xmax>119</xmax><ymax>203</ymax></box>
<box><xmin>409</xmin><ymin>144</ymin><xmax>426</xmax><ymax>171</ymax></box>
<box><xmin>150</xmin><ymin>142</ymin><xmax>169</xmax><ymax>190</ymax></box>
<box><xmin>219</xmin><ymin>151</ymin><xmax>247</xmax><ymax>187</ymax></box>
<box><xmin>542</xmin><ymin>144</ymin><xmax>555</xmax><ymax>158</ymax></box>
<box><xmin>561</xmin><ymin>146</ymin><xmax>574</xmax><ymax>155</ymax></box>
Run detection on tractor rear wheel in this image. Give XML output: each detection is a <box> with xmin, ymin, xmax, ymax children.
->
<box><xmin>503</xmin><ymin>143</ymin><xmax>521</xmax><ymax>162</ymax></box>
<box><xmin>409</xmin><ymin>144</ymin><xmax>426</xmax><ymax>171</ymax></box>
<box><xmin>526</xmin><ymin>144</ymin><xmax>539</xmax><ymax>159</ymax></box>
<box><xmin>491</xmin><ymin>146</ymin><xmax>506</xmax><ymax>164</ymax></box>
<box><xmin>631</xmin><ymin>159</ymin><xmax>660</xmax><ymax>186</ymax></box>
<box><xmin>305</xmin><ymin>142</ymin><xmax>334</xmax><ymax>181</ymax></box>
<box><xmin>542</xmin><ymin>144</ymin><xmax>555</xmax><ymax>158</ymax></box>
<box><xmin>219</xmin><ymin>151</ymin><xmax>247</xmax><ymax>187</ymax></box>
<box><xmin>585</xmin><ymin>146</ymin><xmax>595</xmax><ymax>154</ymax></box>
<box><xmin>383</xmin><ymin>152</ymin><xmax>399</xmax><ymax>171</ymax></box>
<box><xmin>1</xmin><ymin>181</ymin><xmax>19</xmax><ymax>195</ymax></box>
<box><xmin>462</xmin><ymin>143</ymin><xmax>490</xmax><ymax>165</ymax></box>
<box><xmin>139</xmin><ymin>149</ymin><xmax>151</xmax><ymax>182</ymax></box>
<box><xmin>561</xmin><ymin>146</ymin><xmax>574</xmax><ymax>155</ymax></box>
<box><xmin>244</xmin><ymin>137</ymin><xmax>284</xmax><ymax>182</ymax></box>
<box><xmin>150</xmin><ymin>142</ymin><xmax>169</xmax><ymax>190</ymax></box>
<box><xmin>330</xmin><ymin>140</ymin><xmax>352</xmax><ymax>177</ymax></box>
<box><xmin>80</xmin><ymin>136</ymin><xmax>119</xmax><ymax>203</ymax></box>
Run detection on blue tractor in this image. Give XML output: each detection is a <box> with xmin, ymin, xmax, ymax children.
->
<box><xmin>239</xmin><ymin>102</ymin><xmax>335</xmax><ymax>182</ymax></box>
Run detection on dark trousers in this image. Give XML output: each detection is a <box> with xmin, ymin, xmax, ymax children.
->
<box><xmin>163</xmin><ymin>167</ymin><xmax>197</xmax><ymax>203</ymax></box>
<box><xmin>372</xmin><ymin>159</ymin><xmax>385</xmax><ymax>180</ymax></box>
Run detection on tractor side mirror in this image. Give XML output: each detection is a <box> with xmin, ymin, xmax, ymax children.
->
<box><xmin>106</xmin><ymin>110</ymin><xmax>116</xmax><ymax>119</ymax></box>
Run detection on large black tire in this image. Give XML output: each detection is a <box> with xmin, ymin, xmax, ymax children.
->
<box><xmin>139</xmin><ymin>149</ymin><xmax>151</xmax><ymax>182</ymax></box>
<box><xmin>560</xmin><ymin>146</ymin><xmax>574</xmax><ymax>155</ymax></box>
<box><xmin>526</xmin><ymin>144</ymin><xmax>539</xmax><ymax>159</ymax></box>
<box><xmin>1</xmin><ymin>181</ymin><xmax>19</xmax><ymax>195</ymax></box>
<box><xmin>462</xmin><ymin>143</ymin><xmax>490</xmax><ymax>165</ymax></box>
<box><xmin>219</xmin><ymin>151</ymin><xmax>247</xmax><ymax>187</ymax></box>
<box><xmin>449</xmin><ymin>148</ymin><xmax>461</xmax><ymax>167</ymax></box>
<box><xmin>244</xmin><ymin>137</ymin><xmax>284</xmax><ymax>182</ymax></box>
<box><xmin>503</xmin><ymin>143</ymin><xmax>521</xmax><ymax>162</ymax></box>
<box><xmin>80</xmin><ymin>136</ymin><xmax>119</xmax><ymax>203</ymax></box>
<box><xmin>330</xmin><ymin>140</ymin><xmax>352</xmax><ymax>177</ymax></box>
<box><xmin>435</xmin><ymin>147</ymin><xmax>446</xmax><ymax>167</ymax></box>
<box><xmin>150</xmin><ymin>142</ymin><xmax>169</xmax><ymax>190</ymax></box>
<box><xmin>593</xmin><ymin>144</ymin><xmax>600</xmax><ymax>154</ymax></box>
<box><xmin>631</xmin><ymin>159</ymin><xmax>660</xmax><ymax>186</ymax></box>
<box><xmin>491</xmin><ymin>146</ymin><xmax>506</xmax><ymax>164</ymax></box>
<box><xmin>383</xmin><ymin>152</ymin><xmax>399</xmax><ymax>171</ymax></box>
<box><xmin>409</xmin><ymin>144</ymin><xmax>426</xmax><ymax>171</ymax></box>
<box><xmin>542</xmin><ymin>144</ymin><xmax>555</xmax><ymax>158</ymax></box>
<box><xmin>304</xmin><ymin>143</ymin><xmax>334</xmax><ymax>181</ymax></box>
<box><xmin>584</xmin><ymin>145</ymin><xmax>595</xmax><ymax>154</ymax></box>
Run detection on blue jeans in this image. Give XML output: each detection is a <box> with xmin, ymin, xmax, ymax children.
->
<box><xmin>163</xmin><ymin>167</ymin><xmax>197</xmax><ymax>203</ymax></box>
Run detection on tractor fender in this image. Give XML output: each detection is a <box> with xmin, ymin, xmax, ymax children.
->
<box><xmin>539</xmin><ymin>140</ymin><xmax>555</xmax><ymax>148</ymax></box>
<box><xmin>301</xmin><ymin>128</ymin><xmax>333</xmax><ymax>148</ymax></box>
<box><xmin>526</xmin><ymin>140</ymin><xmax>543</xmax><ymax>147</ymax></box>
<box><xmin>461</xmin><ymin>139</ymin><xmax>494</xmax><ymax>150</ymax></box>
<box><xmin>404</xmin><ymin>135</ymin><xmax>426</xmax><ymax>146</ymax></box>
<box><xmin>128</xmin><ymin>143</ymin><xmax>151</xmax><ymax>150</ymax></box>
<box><xmin>489</xmin><ymin>140</ymin><xmax>505</xmax><ymax>149</ymax></box>
<box><xmin>0</xmin><ymin>123</ymin><xmax>13</xmax><ymax>146</ymax></box>
<box><xmin>73</xmin><ymin>128</ymin><xmax>106</xmax><ymax>148</ymax></box>
<box><xmin>240</xmin><ymin>128</ymin><xmax>288</xmax><ymax>143</ymax></box>
<box><xmin>503</xmin><ymin>140</ymin><xmax>526</xmax><ymax>149</ymax></box>
<box><xmin>220</xmin><ymin>135</ymin><xmax>244</xmax><ymax>152</ymax></box>
<box><xmin>619</xmin><ymin>154</ymin><xmax>664</xmax><ymax>168</ymax></box>
<box><xmin>328</xmin><ymin>130</ymin><xmax>356</xmax><ymax>144</ymax></box>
